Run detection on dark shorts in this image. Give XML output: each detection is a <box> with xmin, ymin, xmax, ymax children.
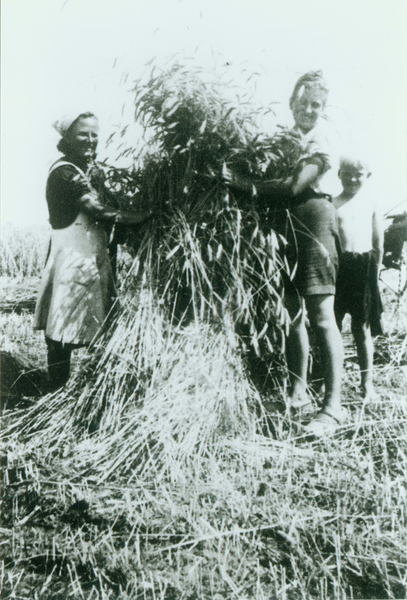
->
<box><xmin>334</xmin><ymin>251</ymin><xmax>383</xmax><ymax>336</ymax></box>
<box><xmin>277</xmin><ymin>195</ymin><xmax>340</xmax><ymax>297</ymax></box>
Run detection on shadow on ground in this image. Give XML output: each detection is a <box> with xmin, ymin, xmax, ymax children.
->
<box><xmin>1</xmin><ymin>351</ymin><xmax>47</xmax><ymax>412</ymax></box>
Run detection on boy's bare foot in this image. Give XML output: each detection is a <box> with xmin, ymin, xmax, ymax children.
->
<box><xmin>287</xmin><ymin>395</ymin><xmax>314</xmax><ymax>418</ymax></box>
<box><xmin>303</xmin><ymin>406</ymin><xmax>348</xmax><ymax>437</ymax></box>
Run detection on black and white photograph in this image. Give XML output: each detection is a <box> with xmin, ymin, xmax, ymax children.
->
<box><xmin>1</xmin><ymin>0</ymin><xmax>406</xmax><ymax>598</ymax></box>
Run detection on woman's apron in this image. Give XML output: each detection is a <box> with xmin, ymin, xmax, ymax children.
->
<box><xmin>33</xmin><ymin>161</ymin><xmax>116</xmax><ymax>345</ymax></box>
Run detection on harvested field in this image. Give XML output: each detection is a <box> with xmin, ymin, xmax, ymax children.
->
<box><xmin>0</xmin><ymin>227</ymin><xmax>405</xmax><ymax>600</ymax></box>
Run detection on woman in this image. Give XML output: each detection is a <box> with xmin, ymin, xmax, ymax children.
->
<box><xmin>34</xmin><ymin>112</ymin><xmax>151</xmax><ymax>391</ymax></box>
<box><xmin>225</xmin><ymin>72</ymin><xmax>346</xmax><ymax>435</ymax></box>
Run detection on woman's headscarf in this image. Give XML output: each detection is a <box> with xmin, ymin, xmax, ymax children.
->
<box><xmin>53</xmin><ymin>111</ymin><xmax>97</xmax><ymax>138</ymax></box>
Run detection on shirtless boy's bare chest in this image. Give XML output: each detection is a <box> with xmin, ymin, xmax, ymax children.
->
<box><xmin>336</xmin><ymin>195</ymin><xmax>374</xmax><ymax>253</ymax></box>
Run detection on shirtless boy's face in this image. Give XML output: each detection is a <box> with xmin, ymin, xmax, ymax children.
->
<box><xmin>339</xmin><ymin>163</ymin><xmax>370</xmax><ymax>196</ymax></box>
<box><xmin>291</xmin><ymin>85</ymin><xmax>326</xmax><ymax>133</ymax></box>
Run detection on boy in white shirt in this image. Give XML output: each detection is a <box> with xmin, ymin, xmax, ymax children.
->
<box><xmin>333</xmin><ymin>156</ymin><xmax>384</xmax><ymax>400</ymax></box>
<box><xmin>225</xmin><ymin>71</ymin><xmax>347</xmax><ymax>435</ymax></box>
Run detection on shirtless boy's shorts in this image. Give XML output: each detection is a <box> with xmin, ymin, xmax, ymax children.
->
<box><xmin>278</xmin><ymin>195</ymin><xmax>341</xmax><ymax>297</ymax></box>
<box><xmin>334</xmin><ymin>250</ymin><xmax>383</xmax><ymax>336</ymax></box>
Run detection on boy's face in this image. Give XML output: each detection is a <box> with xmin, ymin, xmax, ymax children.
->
<box><xmin>290</xmin><ymin>85</ymin><xmax>326</xmax><ymax>133</ymax></box>
<box><xmin>338</xmin><ymin>163</ymin><xmax>370</xmax><ymax>195</ymax></box>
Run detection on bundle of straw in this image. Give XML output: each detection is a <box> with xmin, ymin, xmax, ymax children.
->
<box><xmin>4</xmin><ymin>61</ymin><xmax>309</xmax><ymax>475</ymax></box>
<box><xmin>97</xmin><ymin>63</ymin><xmax>308</xmax><ymax>345</ymax></box>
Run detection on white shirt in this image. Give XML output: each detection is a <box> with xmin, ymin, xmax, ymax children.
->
<box><xmin>294</xmin><ymin>118</ymin><xmax>344</xmax><ymax>197</ymax></box>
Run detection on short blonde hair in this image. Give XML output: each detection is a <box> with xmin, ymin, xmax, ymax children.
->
<box><xmin>339</xmin><ymin>153</ymin><xmax>371</xmax><ymax>173</ymax></box>
<box><xmin>289</xmin><ymin>71</ymin><xmax>329</xmax><ymax>109</ymax></box>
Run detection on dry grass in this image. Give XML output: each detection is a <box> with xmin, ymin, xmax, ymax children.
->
<box><xmin>0</xmin><ymin>225</ymin><xmax>50</xmax><ymax>280</ymax></box>
<box><xmin>1</xmin><ymin>277</ymin><xmax>405</xmax><ymax>599</ymax></box>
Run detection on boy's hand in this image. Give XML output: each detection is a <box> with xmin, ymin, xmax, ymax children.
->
<box><xmin>223</xmin><ymin>163</ymin><xmax>250</xmax><ymax>192</ymax></box>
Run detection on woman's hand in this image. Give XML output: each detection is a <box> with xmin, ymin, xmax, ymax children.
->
<box><xmin>116</xmin><ymin>207</ymin><xmax>154</xmax><ymax>225</ymax></box>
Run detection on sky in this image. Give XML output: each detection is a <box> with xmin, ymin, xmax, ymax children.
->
<box><xmin>1</xmin><ymin>0</ymin><xmax>406</xmax><ymax>227</ymax></box>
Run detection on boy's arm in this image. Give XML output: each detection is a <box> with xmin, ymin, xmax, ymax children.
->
<box><xmin>291</xmin><ymin>160</ymin><xmax>322</xmax><ymax>196</ymax></box>
<box><xmin>222</xmin><ymin>164</ymin><xmax>290</xmax><ymax>196</ymax></box>
<box><xmin>224</xmin><ymin>157</ymin><xmax>323</xmax><ymax>197</ymax></box>
<box><xmin>372</xmin><ymin>205</ymin><xmax>384</xmax><ymax>276</ymax></box>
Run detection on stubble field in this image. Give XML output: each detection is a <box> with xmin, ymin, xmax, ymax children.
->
<box><xmin>0</xmin><ymin>224</ymin><xmax>406</xmax><ymax>600</ymax></box>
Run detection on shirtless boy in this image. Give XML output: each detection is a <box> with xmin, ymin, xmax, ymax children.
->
<box><xmin>333</xmin><ymin>156</ymin><xmax>384</xmax><ymax>400</ymax></box>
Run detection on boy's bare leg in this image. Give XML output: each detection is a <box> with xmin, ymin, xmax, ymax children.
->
<box><xmin>305</xmin><ymin>294</ymin><xmax>344</xmax><ymax>418</ymax></box>
<box><xmin>351</xmin><ymin>319</ymin><xmax>376</xmax><ymax>399</ymax></box>
<box><xmin>285</xmin><ymin>295</ymin><xmax>310</xmax><ymax>407</ymax></box>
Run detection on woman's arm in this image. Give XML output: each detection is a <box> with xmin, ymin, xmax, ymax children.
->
<box><xmin>79</xmin><ymin>192</ymin><xmax>153</xmax><ymax>224</ymax></box>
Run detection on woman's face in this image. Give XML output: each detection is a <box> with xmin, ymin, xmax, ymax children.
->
<box><xmin>65</xmin><ymin>116</ymin><xmax>99</xmax><ymax>162</ymax></box>
<box><xmin>291</xmin><ymin>86</ymin><xmax>326</xmax><ymax>133</ymax></box>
